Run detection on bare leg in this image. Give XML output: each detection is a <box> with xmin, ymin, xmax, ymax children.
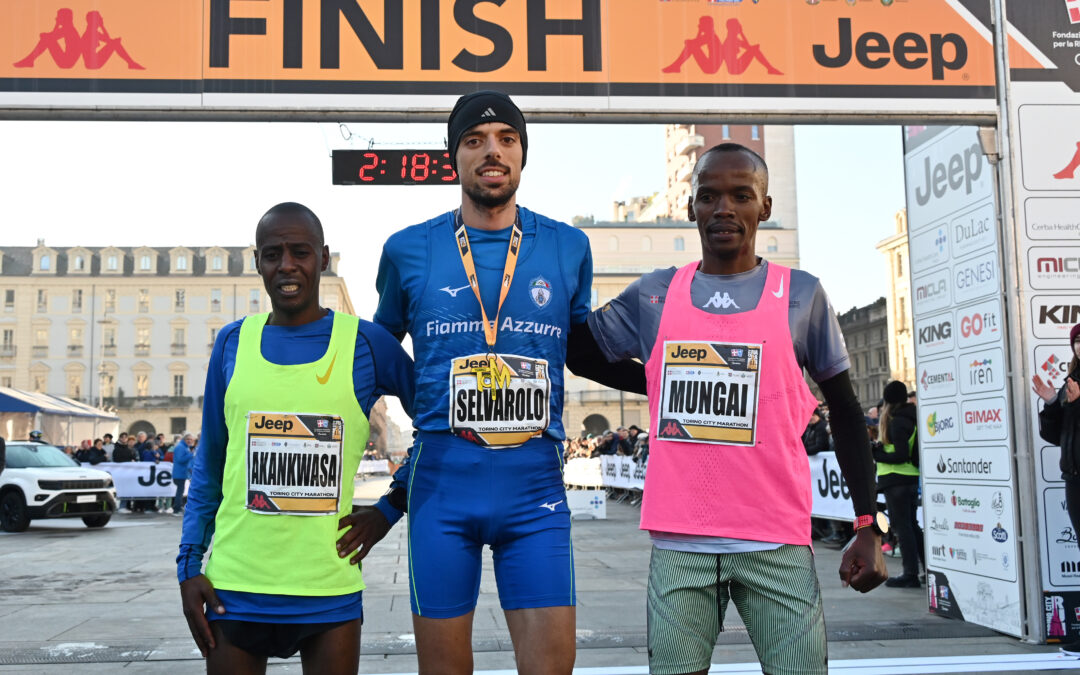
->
<box><xmin>737</xmin><ymin>45</ymin><xmax>782</xmax><ymax>75</ymax></box>
<box><xmin>663</xmin><ymin>43</ymin><xmax>697</xmax><ymax>73</ymax></box>
<box><xmin>298</xmin><ymin>618</ymin><xmax>362</xmax><ymax>675</ymax></box>
<box><xmin>13</xmin><ymin>36</ymin><xmax>67</xmax><ymax>68</ymax></box>
<box><xmin>90</xmin><ymin>38</ymin><xmax>144</xmax><ymax>70</ymax></box>
<box><xmin>207</xmin><ymin>622</ymin><xmax>268</xmax><ymax>675</ymax></box>
<box><xmin>504</xmin><ymin>606</ymin><xmax>576</xmax><ymax>675</ymax></box>
<box><xmin>414</xmin><ymin>611</ymin><xmax>474</xmax><ymax>675</ymax></box>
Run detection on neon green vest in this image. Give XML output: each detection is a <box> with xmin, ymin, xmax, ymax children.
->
<box><xmin>205</xmin><ymin>312</ymin><xmax>369</xmax><ymax>596</ymax></box>
<box><xmin>877</xmin><ymin>427</ymin><xmax>919</xmax><ymax>478</ymax></box>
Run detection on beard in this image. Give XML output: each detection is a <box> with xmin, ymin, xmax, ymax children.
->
<box><xmin>463</xmin><ymin>178</ymin><xmax>518</xmax><ymax>210</ymax></box>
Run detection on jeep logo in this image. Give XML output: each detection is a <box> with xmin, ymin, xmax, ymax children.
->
<box><xmin>912</xmin><ymin>143</ymin><xmax>984</xmax><ymax>207</ymax></box>
<box><xmin>669</xmin><ymin>346</ymin><xmax>707</xmax><ymax>361</ymax></box>
<box><xmin>812</xmin><ymin>18</ymin><xmax>968</xmax><ymax>81</ymax></box>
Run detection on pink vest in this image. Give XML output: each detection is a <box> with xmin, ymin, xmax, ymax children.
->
<box><xmin>641</xmin><ymin>261</ymin><xmax>818</xmax><ymax>545</ymax></box>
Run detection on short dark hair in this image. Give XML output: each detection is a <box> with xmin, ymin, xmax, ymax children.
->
<box><xmin>257</xmin><ymin>202</ymin><xmax>325</xmax><ymax>247</ymax></box>
<box><xmin>692</xmin><ymin>142</ymin><xmax>770</xmax><ymax>193</ymax></box>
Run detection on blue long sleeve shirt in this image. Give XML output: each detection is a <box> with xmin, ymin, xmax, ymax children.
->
<box><xmin>176</xmin><ymin>310</ymin><xmax>414</xmax><ymax>621</ymax></box>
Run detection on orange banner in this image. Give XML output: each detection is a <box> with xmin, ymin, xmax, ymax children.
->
<box><xmin>0</xmin><ymin>0</ymin><xmax>1052</xmax><ymax>112</ymax></box>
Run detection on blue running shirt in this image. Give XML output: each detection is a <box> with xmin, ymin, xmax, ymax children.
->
<box><xmin>375</xmin><ymin>207</ymin><xmax>592</xmax><ymax>445</ymax></box>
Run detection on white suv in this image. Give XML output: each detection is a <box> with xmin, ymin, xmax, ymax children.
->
<box><xmin>0</xmin><ymin>442</ymin><xmax>118</xmax><ymax>532</ymax></box>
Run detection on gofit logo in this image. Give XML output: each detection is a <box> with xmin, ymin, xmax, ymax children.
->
<box><xmin>926</xmin><ymin>412</ymin><xmax>954</xmax><ymax>436</ymax></box>
<box><xmin>13</xmin><ymin>8</ymin><xmax>145</xmax><ymax>70</ymax></box>
<box><xmin>960</xmin><ymin>311</ymin><xmax>996</xmax><ymax>338</ymax></box>
<box><xmin>964</xmin><ymin>408</ymin><xmax>1002</xmax><ymax>424</ymax></box>
<box><xmin>812</xmin><ymin>18</ymin><xmax>967</xmax><ymax>81</ymax></box>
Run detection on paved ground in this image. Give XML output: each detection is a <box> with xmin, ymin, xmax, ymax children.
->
<box><xmin>0</xmin><ymin>477</ymin><xmax>1078</xmax><ymax>673</ymax></box>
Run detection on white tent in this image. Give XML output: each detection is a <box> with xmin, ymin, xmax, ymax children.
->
<box><xmin>0</xmin><ymin>387</ymin><xmax>120</xmax><ymax>446</ymax></box>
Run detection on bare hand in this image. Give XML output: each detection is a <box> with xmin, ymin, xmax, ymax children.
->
<box><xmin>1033</xmin><ymin>374</ymin><xmax>1058</xmax><ymax>403</ymax></box>
<box><xmin>838</xmin><ymin>527</ymin><xmax>888</xmax><ymax>593</ymax></box>
<box><xmin>1068</xmin><ymin>378</ymin><xmax>1080</xmax><ymax>404</ymax></box>
<box><xmin>337</xmin><ymin>506</ymin><xmax>391</xmax><ymax>565</ymax></box>
<box><xmin>180</xmin><ymin>574</ymin><xmax>225</xmax><ymax>657</ymax></box>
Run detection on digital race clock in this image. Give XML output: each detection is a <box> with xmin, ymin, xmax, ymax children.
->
<box><xmin>332</xmin><ymin>149</ymin><xmax>459</xmax><ymax>186</ymax></box>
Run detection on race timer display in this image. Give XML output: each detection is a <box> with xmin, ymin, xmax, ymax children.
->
<box><xmin>332</xmin><ymin>149</ymin><xmax>459</xmax><ymax>185</ymax></box>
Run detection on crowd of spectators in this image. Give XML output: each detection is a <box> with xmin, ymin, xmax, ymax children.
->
<box><xmin>564</xmin><ymin>425</ymin><xmax>649</xmax><ymax>463</ymax></box>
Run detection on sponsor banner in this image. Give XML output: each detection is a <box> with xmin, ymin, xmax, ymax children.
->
<box><xmin>924</xmin><ymin>480</ymin><xmax>1017</xmax><ymax>583</ymax></box>
<box><xmin>1028</xmin><ymin>246</ymin><xmax>1080</xmax><ymax>290</ymax></box>
<box><xmin>1043</xmin><ymin>487</ymin><xmax>1080</xmax><ymax>587</ymax></box>
<box><xmin>925</xmin><ymin>445</ymin><xmax>1011</xmax><ymax>482</ymax></box>
<box><xmin>950</xmin><ymin>201</ymin><xmax>998</xmax><ymax>258</ymax></box>
<box><xmin>911</xmin><ymin>268</ymin><xmax>952</xmax><ymax>315</ymax></box>
<box><xmin>1025</xmin><ymin>198</ymin><xmax>1080</xmax><ymax>241</ymax></box>
<box><xmin>1042</xmin><ymin>445</ymin><xmax>1066</xmax><ymax>484</ymax></box>
<box><xmin>1018</xmin><ymin>105</ymin><xmax>1080</xmax><ymax>191</ymax></box>
<box><xmin>0</xmin><ymin>0</ymin><xmax>1023</xmax><ymax>116</ymax></box>
<box><xmin>598</xmin><ymin>455</ymin><xmax>646</xmax><ymax>491</ymax></box>
<box><xmin>1034</xmin><ymin>343</ymin><xmax>1074</xmax><ymax>389</ymax></box>
<box><xmin>906</xmin><ymin>127</ymin><xmax>995</xmax><ymax>230</ymax></box>
<box><xmin>566</xmin><ymin>489</ymin><xmax>607</xmax><ymax>520</ymax></box>
<box><xmin>927</xmin><ymin>569</ymin><xmax>1021</xmax><ymax>637</ymax></box>
<box><xmin>922</xmin><ymin>400</ymin><xmax>960</xmax><ymax>444</ymax></box>
<box><xmin>564</xmin><ymin>457</ymin><xmax>605</xmax><ymax>487</ymax></box>
<box><xmin>914</xmin><ymin>311</ymin><xmax>955</xmax><ymax>357</ymax></box>
<box><xmin>810</xmin><ymin>451</ymin><xmax>853</xmax><ymax>521</ymax></box>
<box><xmin>1042</xmin><ymin>592</ymin><xmax>1080</xmax><ymax>643</ymax></box>
<box><xmin>917</xmin><ymin>355</ymin><xmax>958</xmax><ymax>399</ymax></box>
<box><xmin>1031</xmin><ymin>295</ymin><xmax>1080</xmax><ymax>340</ymax></box>
<box><xmin>958</xmin><ymin>346</ymin><xmax>1005</xmax><ymax>395</ymax></box>
<box><xmin>955</xmin><ymin>297</ymin><xmax>1004</xmax><ymax>350</ymax></box>
<box><xmin>89</xmin><ymin>461</ymin><xmax>180</xmax><ymax>498</ymax></box>
<box><xmin>952</xmin><ymin>249</ymin><xmax>1000</xmax><ymax>305</ymax></box>
<box><xmin>961</xmin><ymin>396</ymin><xmax>1009</xmax><ymax>442</ymax></box>
<box><xmin>357</xmin><ymin>460</ymin><xmax>390</xmax><ymax>475</ymax></box>
<box><xmin>910</xmin><ymin>224</ymin><xmax>951</xmax><ymax>273</ymax></box>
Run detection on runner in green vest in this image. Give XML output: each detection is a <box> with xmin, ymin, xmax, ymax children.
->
<box><xmin>178</xmin><ymin>203</ymin><xmax>415</xmax><ymax>673</ymax></box>
<box><xmin>873</xmin><ymin>380</ymin><xmax>922</xmax><ymax>589</ymax></box>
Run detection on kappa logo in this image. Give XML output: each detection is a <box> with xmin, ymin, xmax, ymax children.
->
<box><xmin>440</xmin><ymin>284</ymin><xmax>471</xmax><ymax>298</ymax></box>
<box><xmin>703</xmin><ymin>292</ymin><xmax>740</xmax><ymax>310</ymax></box>
<box><xmin>249</xmin><ymin>493</ymin><xmax>270</xmax><ymax>510</ymax></box>
<box><xmin>480</xmin><ymin>107</ymin><xmax>497</xmax><ymax>117</ymax></box>
<box><xmin>660</xmin><ymin>421</ymin><xmax>687</xmax><ymax>438</ymax></box>
<box><xmin>14</xmin><ymin>8</ymin><xmax>145</xmax><ymax>70</ymax></box>
<box><xmin>663</xmin><ymin>16</ymin><xmax>783</xmax><ymax>75</ymax></box>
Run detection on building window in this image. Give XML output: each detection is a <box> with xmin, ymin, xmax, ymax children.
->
<box><xmin>249</xmin><ymin>289</ymin><xmax>261</xmax><ymax>313</ymax></box>
<box><xmin>138</xmin><ymin>289</ymin><xmax>149</xmax><ymax>313</ymax></box>
<box><xmin>1</xmin><ymin>376</ymin><xmax>11</xmax><ymax>388</ymax></box>
<box><xmin>172</xmin><ymin>374</ymin><xmax>185</xmax><ymax>397</ymax></box>
<box><xmin>136</xmin><ymin>373</ymin><xmax>150</xmax><ymax>397</ymax></box>
<box><xmin>172</xmin><ymin>327</ymin><xmax>186</xmax><ymax>356</ymax></box>
<box><xmin>70</xmin><ymin>326</ymin><xmax>83</xmax><ymax>346</ymax></box>
<box><xmin>140</xmin><ymin>254</ymin><xmax>152</xmax><ymax>271</ymax></box>
<box><xmin>722</xmin><ymin>124</ymin><xmax>730</xmax><ymax>139</ymax></box>
<box><xmin>33</xmin><ymin>375</ymin><xmax>46</xmax><ymax>392</ymax></box>
<box><xmin>135</xmin><ymin>326</ymin><xmax>150</xmax><ymax>356</ymax></box>
<box><xmin>73</xmin><ymin>255</ymin><xmax>85</xmax><ymax>271</ymax></box>
<box><xmin>250</xmin><ymin>254</ymin><xmax>257</xmax><ymax>271</ymax></box>
<box><xmin>37</xmin><ymin>289</ymin><xmax>47</xmax><ymax>312</ymax></box>
<box><xmin>101</xmin><ymin>373</ymin><xmax>115</xmax><ymax>399</ymax></box>
<box><xmin>105</xmin><ymin>289</ymin><xmax>116</xmax><ymax>313</ymax></box>
<box><xmin>213</xmin><ymin>255</ymin><xmax>223</xmax><ymax>271</ymax></box>
<box><xmin>68</xmin><ymin>374</ymin><xmax>81</xmax><ymax>399</ymax></box>
<box><xmin>642</xmin><ymin>236</ymin><xmax>652</xmax><ymax>252</ymax></box>
<box><xmin>175</xmin><ymin>289</ymin><xmax>185</xmax><ymax>312</ymax></box>
<box><xmin>211</xmin><ymin>288</ymin><xmax>222</xmax><ymax>312</ymax></box>
<box><xmin>898</xmin><ymin>297</ymin><xmax>906</xmax><ymax>330</ymax></box>
<box><xmin>34</xmin><ymin>328</ymin><xmax>48</xmax><ymax>346</ymax></box>
<box><xmin>72</xmin><ymin>289</ymin><xmax>83</xmax><ymax>313</ymax></box>
<box><xmin>4</xmin><ymin>289</ymin><xmax>14</xmax><ymax>311</ymax></box>
<box><xmin>751</xmin><ymin>125</ymin><xmax>760</xmax><ymax>141</ymax></box>
<box><xmin>107</xmin><ymin>255</ymin><xmax>118</xmax><ymax>271</ymax></box>
<box><xmin>674</xmin><ymin>237</ymin><xmax>685</xmax><ymax>251</ymax></box>
<box><xmin>39</xmin><ymin>254</ymin><xmax>50</xmax><ymax>271</ymax></box>
<box><xmin>895</xmin><ymin>252</ymin><xmax>903</xmax><ymax>278</ymax></box>
<box><xmin>177</xmin><ymin>255</ymin><xmax>188</xmax><ymax>271</ymax></box>
<box><xmin>2</xmin><ymin>329</ymin><xmax>12</xmax><ymax>348</ymax></box>
<box><xmin>590</xmin><ymin>288</ymin><xmax>599</xmax><ymax>308</ymax></box>
<box><xmin>766</xmin><ymin>237</ymin><xmax>778</xmax><ymax>253</ymax></box>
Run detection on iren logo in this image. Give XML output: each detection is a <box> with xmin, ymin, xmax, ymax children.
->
<box><xmin>14</xmin><ymin>8</ymin><xmax>144</xmax><ymax>70</ymax></box>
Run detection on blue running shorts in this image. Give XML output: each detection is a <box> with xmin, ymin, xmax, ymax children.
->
<box><xmin>406</xmin><ymin>431</ymin><xmax>576</xmax><ymax>618</ymax></box>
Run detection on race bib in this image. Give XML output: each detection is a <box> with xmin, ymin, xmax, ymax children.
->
<box><xmin>245</xmin><ymin>412</ymin><xmax>344</xmax><ymax>515</ymax></box>
<box><xmin>656</xmin><ymin>341</ymin><xmax>762</xmax><ymax>445</ymax></box>
<box><xmin>450</xmin><ymin>353</ymin><xmax>550</xmax><ymax>447</ymax></box>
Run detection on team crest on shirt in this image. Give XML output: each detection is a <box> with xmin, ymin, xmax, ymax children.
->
<box><xmin>529</xmin><ymin>276</ymin><xmax>552</xmax><ymax>308</ymax></box>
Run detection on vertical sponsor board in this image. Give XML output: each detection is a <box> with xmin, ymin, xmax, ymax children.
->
<box><xmin>905</xmin><ymin>124</ymin><xmax>1021</xmax><ymax>636</ymax></box>
<box><xmin>1007</xmin><ymin>0</ymin><xmax>1080</xmax><ymax>642</ymax></box>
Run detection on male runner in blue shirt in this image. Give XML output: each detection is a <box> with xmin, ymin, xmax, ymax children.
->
<box><xmin>338</xmin><ymin>91</ymin><xmax>644</xmax><ymax>674</ymax></box>
<box><xmin>178</xmin><ymin>203</ymin><xmax>415</xmax><ymax>673</ymax></box>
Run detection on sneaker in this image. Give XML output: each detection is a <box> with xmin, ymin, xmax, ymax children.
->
<box><xmin>1060</xmin><ymin>639</ymin><xmax>1080</xmax><ymax>656</ymax></box>
<box><xmin>118</xmin><ymin>508</ymin><xmax>131</xmax><ymax>514</ymax></box>
<box><xmin>164</xmin><ymin>508</ymin><xmax>173</xmax><ymax>514</ymax></box>
<box><xmin>171</xmin><ymin>510</ymin><xmax>183</xmax><ymax>517</ymax></box>
<box><xmin>885</xmin><ymin>574</ymin><xmax>921</xmax><ymax>588</ymax></box>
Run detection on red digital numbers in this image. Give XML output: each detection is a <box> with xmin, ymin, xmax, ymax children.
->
<box><xmin>440</xmin><ymin>152</ymin><xmax>457</xmax><ymax>182</ymax></box>
<box><xmin>358</xmin><ymin>152</ymin><xmax>378</xmax><ymax>182</ymax></box>
<box><xmin>410</xmin><ymin>153</ymin><xmax>430</xmax><ymax>181</ymax></box>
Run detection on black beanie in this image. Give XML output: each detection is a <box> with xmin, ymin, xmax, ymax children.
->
<box><xmin>447</xmin><ymin>90</ymin><xmax>527</xmax><ymax>171</ymax></box>
<box><xmin>883</xmin><ymin>380</ymin><xmax>908</xmax><ymax>405</ymax></box>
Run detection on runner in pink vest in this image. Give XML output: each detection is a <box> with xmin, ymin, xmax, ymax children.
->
<box><xmin>587</xmin><ymin>143</ymin><xmax>887</xmax><ymax>675</ymax></box>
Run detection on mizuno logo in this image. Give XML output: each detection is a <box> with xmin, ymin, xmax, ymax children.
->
<box><xmin>440</xmin><ymin>284</ymin><xmax>471</xmax><ymax>298</ymax></box>
<box><xmin>772</xmin><ymin>275</ymin><xmax>785</xmax><ymax>299</ymax></box>
<box><xmin>539</xmin><ymin>500</ymin><xmax>563</xmax><ymax>512</ymax></box>
<box><xmin>480</xmin><ymin>107</ymin><xmax>497</xmax><ymax>117</ymax></box>
<box><xmin>316</xmin><ymin>353</ymin><xmax>337</xmax><ymax>385</ymax></box>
